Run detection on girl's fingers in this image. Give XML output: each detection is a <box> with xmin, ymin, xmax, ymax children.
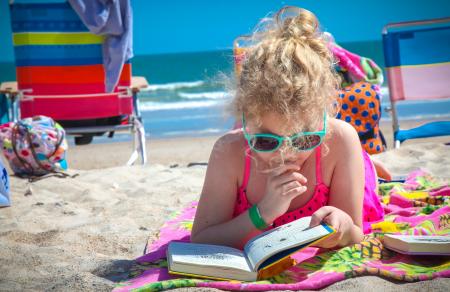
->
<box><xmin>275</xmin><ymin>171</ymin><xmax>307</xmax><ymax>186</ymax></box>
<box><xmin>309</xmin><ymin>206</ymin><xmax>335</xmax><ymax>227</ymax></box>
<box><xmin>262</xmin><ymin>163</ymin><xmax>300</xmax><ymax>177</ymax></box>
<box><xmin>323</xmin><ymin>212</ymin><xmax>341</xmax><ymax>231</ymax></box>
<box><xmin>284</xmin><ymin>185</ymin><xmax>307</xmax><ymax>198</ymax></box>
<box><xmin>280</xmin><ymin>181</ymin><xmax>301</xmax><ymax>192</ymax></box>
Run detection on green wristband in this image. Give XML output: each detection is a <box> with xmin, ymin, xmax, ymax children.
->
<box><xmin>249</xmin><ymin>204</ymin><xmax>269</xmax><ymax>230</ymax></box>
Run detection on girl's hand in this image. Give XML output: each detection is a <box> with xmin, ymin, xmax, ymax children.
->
<box><xmin>309</xmin><ymin>206</ymin><xmax>355</xmax><ymax>248</ymax></box>
<box><xmin>257</xmin><ymin>164</ymin><xmax>308</xmax><ymax>224</ymax></box>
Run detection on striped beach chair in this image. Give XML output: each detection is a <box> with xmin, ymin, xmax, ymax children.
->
<box><xmin>382</xmin><ymin>17</ymin><xmax>450</xmax><ymax>148</ymax></box>
<box><xmin>8</xmin><ymin>1</ymin><xmax>146</xmax><ymax>165</ymax></box>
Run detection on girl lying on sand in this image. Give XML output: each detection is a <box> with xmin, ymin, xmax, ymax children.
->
<box><xmin>192</xmin><ymin>6</ymin><xmax>390</xmax><ymax>249</ymax></box>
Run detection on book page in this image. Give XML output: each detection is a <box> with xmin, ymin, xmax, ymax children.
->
<box><xmin>244</xmin><ymin>217</ymin><xmax>332</xmax><ymax>270</ymax></box>
<box><xmin>168</xmin><ymin>241</ymin><xmax>253</xmax><ymax>272</ymax></box>
<box><xmin>384</xmin><ymin>235</ymin><xmax>450</xmax><ymax>255</ymax></box>
<box><xmin>387</xmin><ymin>235</ymin><xmax>450</xmax><ymax>243</ymax></box>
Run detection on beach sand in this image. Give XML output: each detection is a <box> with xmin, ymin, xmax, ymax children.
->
<box><xmin>0</xmin><ymin>122</ymin><xmax>449</xmax><ymax>291</ymax></box>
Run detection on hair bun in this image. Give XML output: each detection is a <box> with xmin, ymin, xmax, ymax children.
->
<box><xmin>276</xmin><ymin>6</ymin><xmax>319</xmax><ymax>40</ymax></box>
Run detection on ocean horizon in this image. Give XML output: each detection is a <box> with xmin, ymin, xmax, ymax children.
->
<box><xmin>1</xmin><ymin>41</ymin><xmax>449</xmax><ymax>141</ymax></box>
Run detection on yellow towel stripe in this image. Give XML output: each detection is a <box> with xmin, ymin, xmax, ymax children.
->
<box><xmin>13</xmin><ymin>32</ymin><xmax>104</xmax><ymax>46</ymax></box>
<box><xmin>397</xmin><ymin>191</ymin><xmax>429</xmax><ymax>200</ymax></box>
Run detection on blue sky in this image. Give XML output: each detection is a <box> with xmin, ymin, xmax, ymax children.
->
<box><xmin>1</xmin><ymin>0</ymin><xmax>449</xmax><ymax>62</ymax></box>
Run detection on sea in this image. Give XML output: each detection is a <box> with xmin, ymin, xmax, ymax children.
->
<box><xmin>1</xmin><ymin>41</ymin><xmax>449</xmax><ymax>141</ymax></box>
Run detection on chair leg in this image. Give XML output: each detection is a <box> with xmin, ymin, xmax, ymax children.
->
<box><xmin>136</xmin><ymin>118</ymin><xmax>147</xmax><ymax>165</ymax></box>
<box><xmin>5</xmin><ymin>93</ymin><xmax>19</xmax><ymax>122</ymax></box>
<box><xmin>126</xmin><ymin>149</ymin><xmax>139</xmax><ymax>166</ymax></box>
<box><xmin>390</xmin><ymin>100</ymin><xmax>400</xmax><ymax>149</ymax></box>
<box><xmin>0</xmin><ymin>93</ymin><xmax>7</xmax><ymax>123</ymax></box>
<box><xmin>126</xmin><ymin>117</ymin><xmax>147</xmax><ymax>166</ymax></box>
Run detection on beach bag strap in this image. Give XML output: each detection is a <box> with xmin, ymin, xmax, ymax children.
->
<box><xmin>11</xmin><ymin>124</ymin><xmax>36</xmax><ymax>176</ymax></box>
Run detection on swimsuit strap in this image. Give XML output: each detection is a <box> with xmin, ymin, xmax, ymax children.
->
<box><xmin>315</xmin><ymin>145</ymin><xmax>323</xmax><ymax>185</ymax></box>
<box><xmin>239</xmin><ymin>145</ymin><xmax>252</xmax><ymax>192</ymax></box>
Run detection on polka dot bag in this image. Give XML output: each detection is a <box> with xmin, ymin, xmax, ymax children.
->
<box><xmin>336</xmin><ymin>81</ymin><xmax>386</xmax><ymax>154</ymax></box>
<box><xmin>0</xmin><ymin>116</ymin><xmax>68</xmax><ymax>177</ymax></box>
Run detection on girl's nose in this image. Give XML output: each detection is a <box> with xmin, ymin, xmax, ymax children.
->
<box><xmin>276</xmin><ymin>140</ymin><xmax>298</xmax><ymax>159</ymax></box>
<box><xmin>279</xmin><ymin>138</ymin><xmax>296</xmax><ymax>152</ymax></box>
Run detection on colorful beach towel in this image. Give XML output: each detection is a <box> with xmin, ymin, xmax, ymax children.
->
<box><xmin>114</xmin><ymin>170</ymin><xmax>450</xmax><ymax>291</ymax></box>
<box><xmin>330</xmin><ymin>43</ymin><xmax>384</xmax><ymax>88</ymax></box>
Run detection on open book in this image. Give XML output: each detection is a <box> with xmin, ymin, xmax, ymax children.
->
<box><xmin>383</xmin><ymin>234</ymin><xmax>450</xmax><ymax>255</ymax></box>
<box><xmin>167</xmin><ymin>216</ymin><xmax>334</xmax><ymax>281</ymax></box>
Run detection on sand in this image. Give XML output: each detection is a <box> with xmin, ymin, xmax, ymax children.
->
<box><xmin>0</xmin><ymin>123</ymin><xmax>449</xmax><ymax>291</ymax></box>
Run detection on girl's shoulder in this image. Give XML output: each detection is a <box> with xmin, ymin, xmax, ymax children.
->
<box><xmin>324</xmin><ymin>118</ymin><xmax>362</xmax><ymax>160</ymax></box>
<box><xmin>210</xmin><ymin>129</ymin><xmax>247</xmax><ymax>165</ymax></box>
<box><xmin>327</xmin><ymin>118</ymin><xmax>360</xmax><ymax>144</ymax></box>
<box><xmin>214</xmin><ymin>128</ymin><xmax>246</xmax><ymax>150</ymax></box>
<box><xmin>206</xmin><ymin>129</ymin><xmax>248</xmax><ymax>187</ymax></box>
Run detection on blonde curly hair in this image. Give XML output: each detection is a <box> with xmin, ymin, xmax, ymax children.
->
<box><xmin>232</xmin><ymin>6</ymin><xmax>340</xmax><ymax>132</ymax></box>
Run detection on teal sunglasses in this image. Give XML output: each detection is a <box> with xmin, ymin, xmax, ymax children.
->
<box><xmin>242</xmin><ymin>113</ymin><xmax>327</xmax><ymax>152</ymax></box>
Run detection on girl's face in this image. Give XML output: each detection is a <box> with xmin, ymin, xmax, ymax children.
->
<box><xmin>244</xmin><ymin>112</ymin><xmax>317</xmax><ymax>168</ymax></box>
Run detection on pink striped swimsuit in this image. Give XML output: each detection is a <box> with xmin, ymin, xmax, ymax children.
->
<box><xmin>233</xmin><ymin>145</ymin><xmax>384</xmax><ymax>233</ymax></box>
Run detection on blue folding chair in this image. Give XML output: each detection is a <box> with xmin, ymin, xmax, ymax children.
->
<box><xmin>382</xmin><ymin>17</ymin><xmax>450</xmax><ymax>148</ymax></box>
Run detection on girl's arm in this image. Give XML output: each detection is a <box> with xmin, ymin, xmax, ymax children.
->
<box><xmin>191</xmin><ymin>135</ymin><xmax>261</xmax><ymax>248</ymax></box>
<box><xmin>311</xmin><ymin>120</ymin><xmax>365</xmax><ymax>247</ymax></box>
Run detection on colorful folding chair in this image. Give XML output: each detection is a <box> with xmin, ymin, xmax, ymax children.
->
<box><xmin>382</xmin><ymin>17</ymin><xmax>450</xmax><ymax>148</ymax></box>
<box><xmin>9</xmin><ymin>1</ymin><xmax>147</xmax><ymax>165</ymax></box>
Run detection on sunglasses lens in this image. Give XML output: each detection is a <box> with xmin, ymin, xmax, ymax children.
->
<box><xmin>250</xmin><ymin>136</ymin><xmax>280</xmax><ymax>151</ymax></box>
<box><xmin>291</xmin><ymin>135</ymin><xmax>322</xmax><ymax>150</ymax></box>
